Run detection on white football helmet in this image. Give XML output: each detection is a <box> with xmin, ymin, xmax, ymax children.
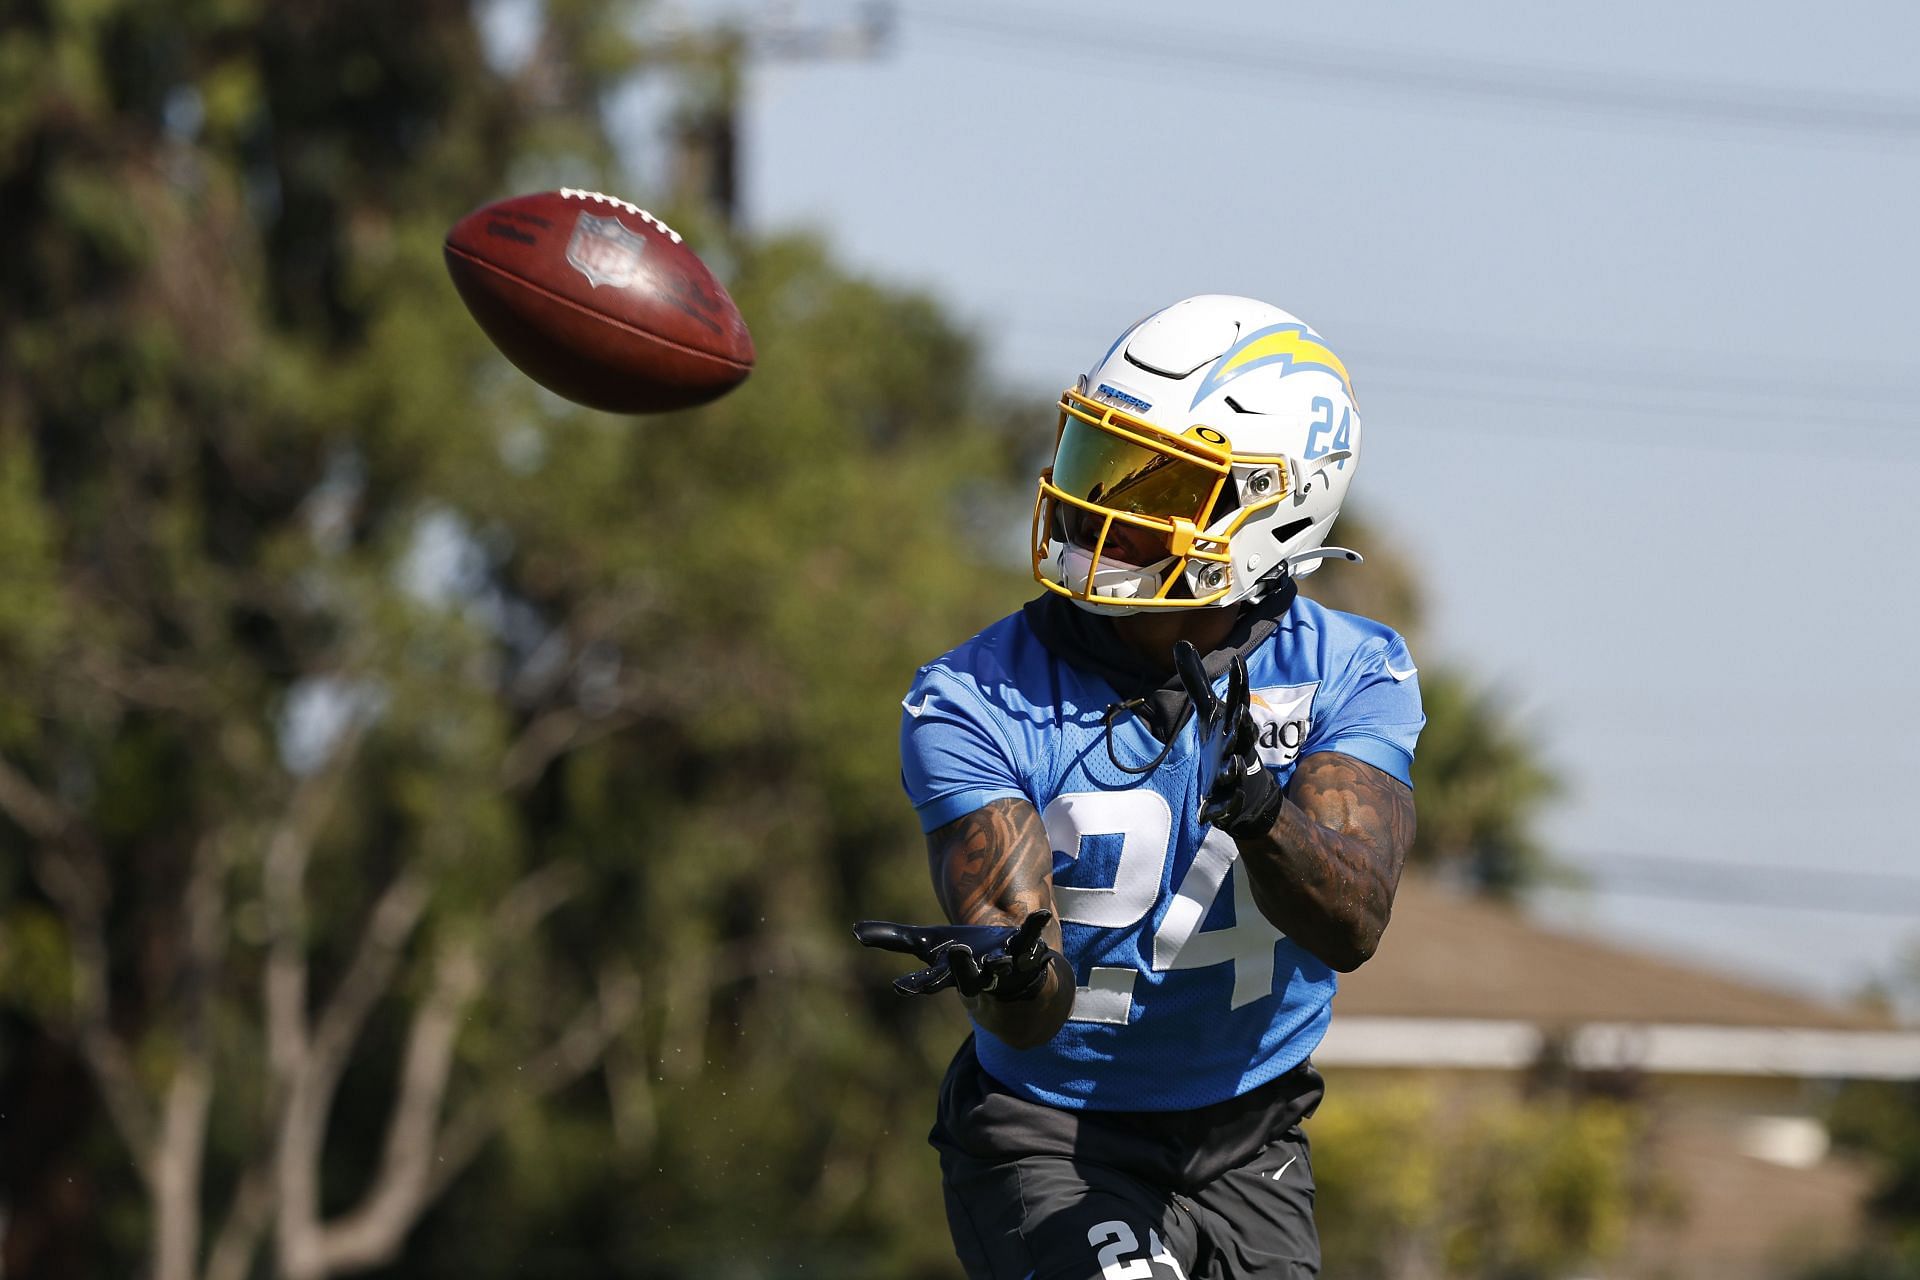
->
<box><xmin>1032</xmin><ymin>294</ymin><xmax>1363</xmax><ymax>615</ymax></box>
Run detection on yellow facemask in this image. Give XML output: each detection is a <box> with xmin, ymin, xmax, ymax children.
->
<box><xmin>1032</xmin><ymin>389</ymin><xmax>1291</xmax><ymax>609</ymax></box>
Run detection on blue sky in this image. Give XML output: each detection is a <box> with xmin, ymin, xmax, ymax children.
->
<box><xmin>599</xmin><ymin>0</ymin><xmax>1920</xmax><ymax>1001</ymax></box>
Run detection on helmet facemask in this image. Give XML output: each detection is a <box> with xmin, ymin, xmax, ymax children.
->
<box><xmin>1032</xmin><ymin>389</ymin><xmax>1295</xmax><ymax>613</ymax></box>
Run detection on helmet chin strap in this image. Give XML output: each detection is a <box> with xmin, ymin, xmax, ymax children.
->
<box><xmin>1243</xmin><ymin>547</ymin><xmax>1361</xmax><ymax>604</ymax></box>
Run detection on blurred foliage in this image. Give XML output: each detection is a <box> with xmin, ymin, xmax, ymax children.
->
<box><xmin>1312</xmin><ymin>1082</ymin><xmax>1643</xmax><ymax>1280</ymax></box>
<box><xmin>0</xmin><ymin>1</ymin><xmax>1559</xmax><ymax>1277</ymax></box>
<box><xmin>1802</xmin><ymin>1079</ymin><xmax>1920</xmax><ymax>1280</ymax></box>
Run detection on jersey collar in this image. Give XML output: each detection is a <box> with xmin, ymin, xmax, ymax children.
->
<box><xmin>1020</xmin><ymin>576</ymin><xmax>1298</xmax><ymax>743</ymax></box>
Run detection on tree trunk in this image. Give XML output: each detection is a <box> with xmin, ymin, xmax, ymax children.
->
<box><xmin>148</xmin><ymin>1065</ymin><xmax>212</xmax><ymax>1280</ymax></box>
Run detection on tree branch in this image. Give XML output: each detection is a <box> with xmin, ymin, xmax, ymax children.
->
<box><xmin>1</xmin><ymin>754</ymin><xmax>154</xmax><ymax>1168</ymax></box>
<box><xmin>270</xmin><ymin>868</ymin><xmax>431</xmax><ymax>1277</ymax></box>
<box><xmin>307</xmin><ymin>871</ymin><xmax>431</xmax><ymax>1095</ymax></box>
<box><xmin>149</xmin><ymin>833</ymin><xmax>230</xmax><ymax>1280</ymax></box>
<box><xmin>491</xmin><ymin>859</ymin><xmax>587</xmax><ymax>936</ymax></box>
<box><xmin>263</xmin><ymin>745</ymin><xmax>362</xmax><ymax>1086</ymax></box>
<box><xmin>73</xmin><ymin>648</ymin><xmax>214</xmax><ymax>713</ymax></box>
<box><xmin>426</xmin><ymin>962</ymin><xmax>642</xmax><ymax>1202</ymax></box>
<box><xmin>0</xmin><ymin>753</ymin><xmax>83</xmax><ymax>845</ymax></box>
<box><xmin>302</xmin><ymin>938</ymin><xmax>482</xmax><ymax>1276</ymax></box>
<box><xmin>29</xmin><ymin>842</ymin><xmax>155</xmax><ymax>1163</ymax></box>
<box><xmin>603</xmin><ymin>1004</ymin><xmax>658</xmax><ymax>1158</ymax></box>
<box><xmin>497</xmin><ymin>667</ymin><xmax>689</xmax><ymax>796</ymax></box>
<box><xmin>262</xmin><ymin>718</ymin><xmax>371</xmax><ymax>1280</ymax></box>
<box><xmin>203</xmin><ymin>1163</ymin><xmax>273</xmax><ymax>1280</ymax></box>
<box><xmin>497</xmin><ymin>704</ymin><xmax>643</xmax><ymax>793</ymax></box>
<box><xmin>262</xmin><ymin>711</ymin><xmax>372</xmax><ymax>1062</ymax></box>
<box><xmin>149</xmin><ymin>1058</ymin><xmax>212</xmax><ymax>1280</ymax></box>
<box><xmin>300</xmin><ymin>861</ymin><xmax>587</xmax><ymax>1276</ymax></box>
<box><xmin>498</xmin><ymin>606</ymin><xmax>681</xmax><ymax>793</ymax></box>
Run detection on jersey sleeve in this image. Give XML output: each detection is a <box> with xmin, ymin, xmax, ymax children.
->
<box><xmin>899</xmin><ymin>666</ymin><xmax>1028</xmax><ymax>833</ymax></box>
<box><xmin>1301</xmin><ymin>631</ymin><xmax>1425</xmax><ymax>786</ymax></box>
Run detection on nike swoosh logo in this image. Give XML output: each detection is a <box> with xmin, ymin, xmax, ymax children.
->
<box><xmin>1269</xmin><ymin>1154</ymin><xmax>1299</xmax><ymax>1181</ymax></box>
<box><xmin>1385</xmin><ymin>661</ymin><xmax>1417</xmax><ymax>682</ymax></box>
<box><xmin>902</xmin><ymin>697</ymin><xmax>929</xmax><ymax>718</ymax></box>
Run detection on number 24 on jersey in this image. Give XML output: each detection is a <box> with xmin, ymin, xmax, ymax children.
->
<box><xmin>1043</xmin><ymin>790</ymin><xmax>1283</xmax><ymax>1026</ymax></box>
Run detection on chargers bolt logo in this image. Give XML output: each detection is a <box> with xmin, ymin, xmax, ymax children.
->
<box><xmin>1189</xmin><ymin>324</ymin><xmax>1354</xmax><ymax>409</ymax></box>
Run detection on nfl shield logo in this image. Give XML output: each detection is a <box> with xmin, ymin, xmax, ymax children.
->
<box><xmin>565</xmin><ymin>212</ymin><xmax>649</xmax><ymax>289</ymax></box>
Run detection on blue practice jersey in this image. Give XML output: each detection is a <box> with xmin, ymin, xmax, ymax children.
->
<box><xmin>899</xmin><ymin>595</ymin><xmax>1424</xmax><ymax>1112</ymax></box>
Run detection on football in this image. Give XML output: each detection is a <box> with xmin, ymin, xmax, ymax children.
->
<box><xmin>443</xmin><ymin>188</ymin><xmax>755</xmax><ymax>413</ymax></box>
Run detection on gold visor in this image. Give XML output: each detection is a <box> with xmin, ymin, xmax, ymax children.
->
<box><xmin>1033</xmin><ymin>390</ymin><xmax>1288</xmax><ymax>608</ymax></box>
<box><xmin>1053</xmin><ymin>416</ymin><xmax>1224</xmax><ymax>535</ymax></box>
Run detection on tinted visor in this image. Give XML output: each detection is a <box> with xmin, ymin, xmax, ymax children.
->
<box><xmin>1052</xmin><ymin>416</ymin><xmax>1228</xmax><ymax>545</ymax></box>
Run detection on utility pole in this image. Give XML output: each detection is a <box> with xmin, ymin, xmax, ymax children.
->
<box><xmin>665</xmin><ymin>3</ymin><xmax>895</xmax><ymax>227</ymax></box>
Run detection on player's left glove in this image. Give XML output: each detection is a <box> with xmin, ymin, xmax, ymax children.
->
<box><xmin>851</xmin><ymin>910</ymin><xmax>1055</xmax><ymax>1001</ymax></box>
<box><xmin>1174</xmin><ymin>640</ymin><xmax>1286</xmax><ymax>840</ymax></box>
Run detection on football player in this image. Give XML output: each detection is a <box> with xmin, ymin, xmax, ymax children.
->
<box><xmin>856</xmin><ymin>296</ymin><xmax>1423</xmax><ymax>1280</ymax></box>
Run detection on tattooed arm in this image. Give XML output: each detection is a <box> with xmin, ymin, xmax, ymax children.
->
<box><xmin>1234</xmin><ymin>751</ymin><xmax>1415</xmax><ymax>972</ymax></box>
<box><xmin>926</xmin><ymin>797</ymin><xmax>1076</xmax><ymax>1048</ymax></box>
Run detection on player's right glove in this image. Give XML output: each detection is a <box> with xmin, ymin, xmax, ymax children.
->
<box><xmin>852</xmin><ymin>910</ymin><xmax>1055</xmax><ymax>1001</ymax></box>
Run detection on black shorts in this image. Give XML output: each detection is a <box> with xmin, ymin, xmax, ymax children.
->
<box><xmin>930</xmin><ymin>1038</ymin><xmax>1325</xmax><ymax>1280</ymax></box>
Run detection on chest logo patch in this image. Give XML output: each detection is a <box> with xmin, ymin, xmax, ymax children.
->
<box><xmin>1248</xmin><ymin>682</ymin><xmax>1317</xmax><ymax>768</ymax></box>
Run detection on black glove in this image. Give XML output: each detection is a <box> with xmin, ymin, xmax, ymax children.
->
<box><xmin>1173</xmin><ymin>640</ymin><xmax>1285</xmax><ymax>839</ymax></box>
<box><xmin>852</xmin><ymin>909</ymin><xmax>1055</xmax><ymax>1001</ymax></box>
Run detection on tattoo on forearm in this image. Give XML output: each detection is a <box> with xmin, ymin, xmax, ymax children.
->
<box><xmin>1240</xmin><ymin>752</ymin><xmax>1415</xmax><ymax>970</ymax></box>
<box><xmin>925</xmin><ymin>798</ymin><xmax>1074</xmax><ymax>1047</ymax></box>
<box><xmin>929</xmin><ymin>797</ymin><xmax>1053</xmax><ymax>927</ymax></box>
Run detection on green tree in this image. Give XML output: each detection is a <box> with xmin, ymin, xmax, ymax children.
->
<box><xmin>0</xmin><ymin>4</ymin><xmax>1565</xmax><ymax>1279</ymax></box>
<box><xmin>1310</xmin><ymin>1083</ymin><xmax>1642</xmax><ymax>1280</ymax></box>
<box><xmin>0</xmin><ymin>4</ymin><xmax>1000</xmax><ymax>1278</ymax></box>
<box><xmin>1802</xmin><ymin>1062</ymin><xmax>1920</xmax><ymax>1277</ymax></box>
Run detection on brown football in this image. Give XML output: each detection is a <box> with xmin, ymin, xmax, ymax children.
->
<box><xmin>443</xmin><ymin>188</ymin><xmax>755</xmax><ymax>413</ymax></box>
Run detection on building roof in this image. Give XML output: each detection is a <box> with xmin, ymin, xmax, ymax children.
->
<box><xmin>1317</xmin><ymin>878</ymin><xmax>1920</xmax><ymax>1078</ymax></box>
<box><xmin>1333</xmin><ymin>874</ymin><xmax>1894</xmax><ymax>1031</ymax></box>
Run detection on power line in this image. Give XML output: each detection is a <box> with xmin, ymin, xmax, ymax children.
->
<box><xmin>1360</xmin><ymin>376</ymin><xmax>1920</xmax><ymax>437</ymax></box>
<box><xmin>991</xmin><ymin>306</ymin><xmax>1920</xmax><ymax>414</ymax></box>
<box><xmin>1360</xmin><ymin>361</ymin><xmax>1920</xmax><ymax>423</ymax></box>
<box><xmin>1549</xmin><ymin>851</ymin><xmax>1920</xmax><ymax>917</ymax></box>
<box><xmin>992</xmin><ymin>335</ymin><xmax>1920</xmax><ymax>453</ymax></box>
<box><xmin>991</xmin><ymin>298</ymin><xmax>1920</xmax><ymax>441</ymax></box>
<box><xmin>1350</xmin><ymin>341</ymin><xmax>1920</xmax><ymax>415</ymax></box>
<box><xmin>913</xmin><ymin>7</ymin><xmax>1920</xmax><ymax>141</ymax></box>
